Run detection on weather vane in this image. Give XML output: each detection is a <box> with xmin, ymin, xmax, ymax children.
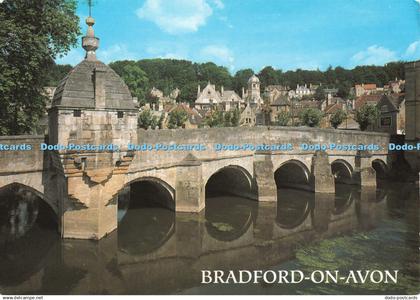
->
<box><xmin>86</xmin><ymin>0</ymin><xmax>97</xmax><ymax>17</ymax></box>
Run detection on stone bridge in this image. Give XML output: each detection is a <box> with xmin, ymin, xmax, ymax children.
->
<box><xmin>0</xmin><ymin>127</ymin><xmax>390</xmax><ymax>240</ymax></box>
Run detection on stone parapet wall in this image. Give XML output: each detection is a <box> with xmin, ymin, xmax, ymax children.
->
<box><xmin>134</xmin><ymin>126</ymin><xmax>390</xmax><ymax>171</ymax></box>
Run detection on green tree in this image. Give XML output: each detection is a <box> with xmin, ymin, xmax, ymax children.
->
<box><xmin>355</xmin><ymin>104</ymin><xmax>379</xmax><ymax>131</ymax></box>
<box><xmin>44</xmin><ymin>63</ymin><xmax>73</xmax><ymax>86</ymax></box>
<box><xmin>120</xmin><ymin>64</ymin><xmax>149</xmax><ymax>103</ymax></box>
<box><xmin>138</xmin><ymin>110</ymin><xmax>159</xmax><ymax>130</ymax></box>
<box><xmin>299</xmin><ymin>108</ymin><xmax>323</xmax><ymax>127</ymax></box>
<box><xmin>277</xmin><ymin>111</ymin><xmax>291</xmax><ymax>126</ymax></box>
<box><xmin>258</xmin><ymin>66</ymin><xmax>279</xmax><ymax>90</ymax></box>
<box><xmin>330</xmin><ymin>109</ymin><xmax>347</xmax><ymax>129</ymax></box>
<box><xmin>203</xmin><ymin>109</ymin><xmax>224</xmax><ymax>128</ymax></box>
<box><xmin>233</xmin><ymin>69</ymin><xmax>254</xmax><ymax>95</ymax></box>
<box><xmin>168</xmin><ymin>110</ymin><xmax>188</xmax><ymax>129</ymax></box>
<box><xmin>0</xmin><ymin>0</ymin><xmax>80</xmax><ymax>135</ymax></box>
<box><xmin>230</xmin><ymin>109</ymin><xmax>240</xmax><ymax>127</ymax></box>
<box><xmin>314</xmin><ymin>86</ymin><xmax>325</xmax><ymax>101</ymax></box>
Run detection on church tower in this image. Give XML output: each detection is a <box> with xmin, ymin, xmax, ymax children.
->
<box><xmin>246</xmin><ymin>74</ymin><xmax>263</xmax><ymax>106</ymax></box>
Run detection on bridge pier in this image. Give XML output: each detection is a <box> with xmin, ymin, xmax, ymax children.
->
<box><xmin>175</xmin><ymin>154</ymin><xmax>205</xmax><ymax>212</ymax></box>
<box><xmin>311</xmin><ymin>193</ymin><xmax>334</xmax><ymax>232</ymax></box>
<box><xmin>253</xmin><ymin>151</ymin><xmax>277</xmax><ymax>202</ymax></box>
<box><xmin>310</xmin><ymin>151</ymin><xmax>335</xmax><ymax>194</ymax></box>
<box><xmin>61</xmin><ymin>153</ymin><xmax>133</xmax><ymax>240</ymax></box>
<box><xmin>353</xmin><ymin>150</ymin><xmax>377</xmax><ymax>188</ymax></box>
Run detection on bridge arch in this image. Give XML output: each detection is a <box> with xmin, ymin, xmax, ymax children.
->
<box><xmin>331</xmin><ymin>159</ymin><xmax>354</xmax><ymax>184</ymax></box>
<box><xmin>121</xmin><ymin>176</ymin><xmax>175</xmax><ymax>211</ymax></box>
<box><xmin>0</xmin><ymin>182</ymin><xmax>57</xmax><ymax>218</ymax></box>
<box><xmin>205</xmin><ymin>165</ymin><xmax>257</xmax><ymax>200</ymax></box>
<box><xmin>372</xmin><ymin>159</ymin><xmax>388</xmax><ymax>180</ymax></box>
<box><xmin>274</xmin><ymin>159</ymin><xmax>311</xmax><ymax>190</ymax></box>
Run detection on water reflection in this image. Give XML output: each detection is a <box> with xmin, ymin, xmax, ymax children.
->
<box><xmin>118</xmin><ymin>182</ymin><xmax>175</xmax><ymax>255</ymax></box>
<box><xmin>276</xmin><ymin>188</ymin><xmax>312</xmax><ymax>229</ymax></box>
<box><xmin>205</xmin><ymin>196</ymin><xmax>257</xmax><ymax>241</ymax></box>
<box><xmin>0</xmin><ymin>184</ymin><xmax>58</xmax><ymax>288</ymax></box>
<box><xmin>333</xmin><ymin>184</ymin><xmax>355</xmax><ymax>215</ymax></box>
<box><xmin>0</xmin><ymin>184</ymin><xmax>40</xmax><ymax>240</ymax></box>
<box><xmin>0</xmin><ymin>180</ymin><xmax>418</xmax><ymax>295</ymax></box>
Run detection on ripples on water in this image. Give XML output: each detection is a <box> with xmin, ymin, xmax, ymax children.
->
<box><xmin>0</xmin><ymin>181</ymin><xmax>418</xmax><ymax>295</ymax></box>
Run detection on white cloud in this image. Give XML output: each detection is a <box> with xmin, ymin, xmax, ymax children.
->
<box><xmin>159</xmin><ymin>53</ymin><xmax>187</xmax><ymax>60</ymax></box>
<box><xmin>351</xmin><ymin>45</ymin><xmax>398</xmax><ymax>66</ymax></box>
<box><xmin>100</xmin><ymin>44</ymin><xmax>137</xmax><ymax>63</ymax></box>
<box><xmin>136</xmin><ymin>0</ymin><xmax>213</xmax><ymax>34</ymax></box>
<box><xmin>200</xmin><ymin>45</ymin><xmax>234</xmax><ymax>70</ymax></box>
<box><xmin>211</xmin><ymin>0</ymin><xmax>224</xmax><ymax>9</ymax></box>
<box><xmin>405</xmin><ymin>40</ymin><xmax>420</xmax><ymax>57</ymax></box>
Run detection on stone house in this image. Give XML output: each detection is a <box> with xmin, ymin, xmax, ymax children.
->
<box><xmin>195</xmin><ymin>82</ymin><xmax>243</xmax><ymax>111</ymax></box>
<box><xmin>374</xmin><ymin>94</ymin><xmax>405</xmax><ymax>135</ymax></box>
<box><xmin>355</xmin><ymin>83</ymin><xmax>377</xmax><ymax>97</ymax></box>
<box><xmin>161</xmin><ymin>103</ymin><xmax>203</xmax><ymax>129</ymax></box>
<box><xmin>240</xmin><ymin>103</ymin><xmax>256</xmax><ymax>126</ymax></box>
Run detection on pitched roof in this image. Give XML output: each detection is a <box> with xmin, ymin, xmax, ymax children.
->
<box><xmin>355</xmin><ymin>94</ymin><xmax>382</xmax><ymax>110</ymax></box>
<box><xmin>169</xmin><ymin>103</ymin><xmax>203</xmax><ymax>125</ymax></box>
<box><xmin>324</xmin><ymin>103</ymin><xmax>344</xmax><ymax>114</ymax></box>
<box><xmin>52</xmin><ymin>59</ymin><xmax>135</xmax><ymax>110</ymax></box>
<box><xmin>271</xmin><ymin>95</ymin><xmax>290</xmax><ymax>106</ymax></box>
<box><xmin>221</xmin><ymin>90</ymin><xmax>242</xmax><ymax>102</ymax></box>
<box><xmin>356</xmin><ymin>83</ymin><xmax>377</xmax><ymax>90</ymax></box>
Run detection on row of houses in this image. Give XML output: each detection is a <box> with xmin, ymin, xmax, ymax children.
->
<box><xmin>41</xmin><ymin>74</ymin><xmax>406</xmax><ymax>134</ymax></box>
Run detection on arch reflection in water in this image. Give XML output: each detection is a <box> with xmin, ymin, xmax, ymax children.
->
<box><xmin>331</xmin><ymin>160</ymin><xmax>353</xmax><ymax>184</ymax></box>
<box><xmin>276</xmin><ymin>189</ymin><xmax>313</xmax><ymax>229</ymax></box>
<box><xmin>205</xmin><ymin>166</ymin><xmax>257</xmax><ymax>241</ymax></box>
<box><xmin>0</xmin><ymin>184</ymin><xmax>58</xmax><ymax>287</ymax></box>
<box><xmin>117</xmin><ymin>180</ymin><xmax>175</xmax><ymax>255</ymax></box>
<box><xmin>274</xmin><ymin>161</ymin><xmax>313</xmax><ymax>228</ymax></box>
<box><xmin>333</xmin><ymin>184</ymin><xmax>355</xmax><ymax>215</ymax></box>
<box><xmin>205</xmin><ymin>196</ymin><xmax>257</xmax><ymax>241</ymax></box>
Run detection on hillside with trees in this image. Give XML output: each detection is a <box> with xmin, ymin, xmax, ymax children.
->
<box><xmin>45</xmin><ymin>59</ymin><xmax>405</xmax><ymax>107</ymax></box>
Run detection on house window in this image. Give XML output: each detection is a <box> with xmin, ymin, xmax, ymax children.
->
<box><xmin>380</xmin><ymin>116</ymin><xmax>392</xmax><ymax>127</ymax></box>
<box><xmin>73</xmin><ymin>110</ymin><xmax>81</xmax><ymax>117</ymax></box>
<box><xmin>117</xmin><ymin>111</ymin><xmax>124</xmax><ymax>119</ymax></box>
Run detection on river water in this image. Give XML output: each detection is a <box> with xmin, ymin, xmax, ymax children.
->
<box><xmin>0</xmin><ymin>181</ymin><xmax>418</xmax><ymax>295</ymax></box>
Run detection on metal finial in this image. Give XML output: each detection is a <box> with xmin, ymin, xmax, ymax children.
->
<box><xmin>82</xmin><ymin>0</ymin><xmax>99</xmax><ymax>61</ymax></box>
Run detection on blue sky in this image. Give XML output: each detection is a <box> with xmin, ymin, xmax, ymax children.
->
<box><xmin>57</xmin><ymin>0</ymin><xmax>420</xmax><ymax>73</ymax></box>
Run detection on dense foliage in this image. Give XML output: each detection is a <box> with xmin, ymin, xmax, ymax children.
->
<box><xmin>202</xmin><ymin>109</ymin><xmax>240</xmax><ymax>128</ymax></box>
<box><xmin>0</xmin><ymin>0</ymin><xmax>80</xmax><ymax>135</ymax></box>
<box><xmin>330</xmin><ymin>109</ymin><xmax>347</xmax><ymax>129</ymax></box>
<box><xmin>105</xmin><ymin>60</ymin><xmax>405</xmax><ymax>106</ymax></box>
<box><xmin>299</xmin><ymin>108</ymin><xmax>324</xmax><ymax>127</ymax></box>
<box><xmin>138</xmin><ymin>110</ymin><xmax>159</xmax><ymax>130</ymax></box>
<box><xmin>167</xmin><ymin>110</ymin><xmax>188</xmax><ymax>129</ymax></box>
<box><xmin>277</xmin><ymin>111</ymin><xmax>291</xmax><ymax>126</ymax></box>
<box><xmin>355</xmin><ymin>104</ymin><xmax>380</xmax><ymax>131</ymax></box>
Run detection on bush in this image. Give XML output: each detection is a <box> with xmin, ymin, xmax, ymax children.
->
<box><xmin>138</xmin><ymin>110</ymin><xmax>159</xmax><ymax>130</ymax></box>
<box><xmin>299</xmin><ymin>108</ymin><xmax>323</xmax><ymax>127</ymax></box>
<box><xmin>277</xmin><ymin>111</ymin><xmax>291</xmax><ymax>126</ymax></box>
<box><xmin>168</xmin><ymin>110</ymin><xmax>188</xmax><ymax>129</ymax></box>
<box><xmin>330</xmin><ymin>109</ymin><xmax>347</xmax><ymax>129</ymax></box>
<box><xmin>355</xmin><ymin>104</ymin><xmax>379</xmax><ymax>131</ymax></box>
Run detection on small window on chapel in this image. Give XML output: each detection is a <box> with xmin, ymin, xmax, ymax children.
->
<box><xmin>73</xmin><ymin>110</ymin><xmax>81</xmax><ymax>117</ymax></box>
<box><xmin>117</xmin><ymin>111</ymin><xmax>124</xmax><ymax>119</ymax></box>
